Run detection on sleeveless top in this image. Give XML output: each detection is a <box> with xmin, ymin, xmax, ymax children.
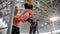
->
<box><xmin>13</xmin><ymin>9</ymin><xmax>34</xmax><ymax>23</ymax></box>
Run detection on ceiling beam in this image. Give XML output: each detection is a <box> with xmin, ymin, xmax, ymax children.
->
<box><xmin>54</xmin><ymin>0</ymin><xmax>59</xmax><ymax>7</ymax></box>
<box><xmin>40</xmin><ymin>0</ymin><xmax>50</xmax><ymax>7</ymax></box>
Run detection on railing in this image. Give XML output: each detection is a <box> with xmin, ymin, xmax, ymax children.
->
<box><xmin>0</xmin><ymin>27</ymin><xmax>8</xmax><ymax>30</ymax></box>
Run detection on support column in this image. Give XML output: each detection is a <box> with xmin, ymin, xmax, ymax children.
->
<box><xmin>7</xmin><ymin>0</ymin><xmax>15</xmax><ymax>34</ymax></box>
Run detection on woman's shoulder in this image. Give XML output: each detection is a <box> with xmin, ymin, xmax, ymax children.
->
<box><xmin>14</xmin><ymin>15</ymin><xmax>20</xmax><ymax>18</ymax></box>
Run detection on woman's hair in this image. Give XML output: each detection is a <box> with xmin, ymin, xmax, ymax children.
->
<box><xmin>14</xmin><ymin>6</ymin><xmax>18</xmax><ymax>15</ymax></box>
<box><xmin>27</xmin><ymin>0</ymin><xmax>37</xmax><ymax>3</ymax></box>
<box><xmin>27</xmin><ymin>0</ymin><xmax>31</xmax><ymax>2</ymax></box>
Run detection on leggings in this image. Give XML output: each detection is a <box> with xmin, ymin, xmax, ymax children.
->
<box><xmin>29</xmin><ymin>23</ymin><xmax>37</xmax><ymax>34</ymax></box>
<box><xmin>12</xmin><ymin>25</ymin><xmax>20</xmax><ymax>34</ymax></box>
<box><xmin>27</xmin><ymin>17</ymin><xmax>38</xmax><ymax>34</ymax></box>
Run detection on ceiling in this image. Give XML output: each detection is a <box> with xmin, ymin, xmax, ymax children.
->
<box><xmin>0</xmin><ymin>0</ymin><xmax>60</xmax><ymax>26</ymax></box>
<box><xmin>0</xmin><ymin>0</ymin><xmax>60</xmax><ymax>32</ymax></box>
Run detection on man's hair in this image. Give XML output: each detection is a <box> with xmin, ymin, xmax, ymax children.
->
<box><xmin>0</xmin><ymin>12</ymin><xmax>3</xmax><ymax>18</ymax></box>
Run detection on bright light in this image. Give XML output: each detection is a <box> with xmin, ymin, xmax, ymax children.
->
<box><xmin>50</xmin><ymin>17</ymin><xmax>58</xmax><ymax>21</ymax></box>
<box><xmin>44</xmin><ymin>23</ymin><xmax>47</xmax><ymax>25</ymax></box>
<box><xmin>41</xmin><ymin>24</ymin><xmax>44</xmax><ymax>27</ymax></box>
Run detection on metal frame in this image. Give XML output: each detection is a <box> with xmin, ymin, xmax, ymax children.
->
<box><xmin>39</xmin><ymin>5</ymin><xmax>53</xmax><ymax>34</ymax></box>
<box><xmin>7</xmin><ymin>0</ymin><xmax>15</xmax><ymax>34</ymax></box>
<box><xmin>0</xmin><ymin>27</ymin><xmax>8</xmax><ymax>30</ymax></box>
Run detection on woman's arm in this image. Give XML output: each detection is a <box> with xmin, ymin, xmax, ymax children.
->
<box><xmin>14</xmin><ymin>12</ymin><xmax>25</xmax><ymax>18</ymax></box>
<box><xmin>24</xmin><ymin>0</ymin><xmax>31</xmax><ymax>4</ymax></box>
<box><xmin>33</xmin><ymin>0</ymin><xmax>37</xmax><ymax>3</ymax></box>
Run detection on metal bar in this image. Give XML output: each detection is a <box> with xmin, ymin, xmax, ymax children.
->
<box><xmin>40</xmin><ymin>5</ymin><xmax>53</xmax><ymax>34</ymax></box>
<box><xmin>40</xmin><ymin>0</ymin><xmax>50</xmax><ymax>7</ymax></box>
<box><xmin>54</xmin><ymin>0</ymin><xmax>59</xmax><ymax>7</ymax></box>
<box><xmin>0</xmin><ymin>27</ymin><xmax>8</xmax><ymax>30</ymax></box>
<box><xmin>0</xmin><ymin>2</ymin><xmax>12</xmax><ymax>10</ymax></box>
<box><xmin>52</xmin><ymin>21</ymin><xmax>55</xmax><ymax>31</ymax></box>
<box><xmin>37</xmin><ymin>21</ymin><xmax>39</xmax><ymax>34</ymax></box>
<box><xmin>7</xmin><ymin>0</ymin><xmax>15</xmax><ymax>34</ymax></box>
<box><xmin>50</xmin><ymin>0</ymin><xmax>54</xmax><ymax>7</ymax></box>
<box><xmin>6</xmin><ymin>0</ymin><xmax>8</xmax><ymax>9</ymax></box>
<box><xmin>0</xmin><ymin>0</ymin><xmax>6</xmax><ymax>4</ymax></box>
<box><xmin>47</xmin><ymin>8</ymin><xmax>52</xmax><ymax>34</ymax></box>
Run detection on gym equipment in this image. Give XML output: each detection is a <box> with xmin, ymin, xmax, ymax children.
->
<box><xmin>7</xmin><ymin>0</ymin><xmax>16</xmax><ymax>34</ymax></box>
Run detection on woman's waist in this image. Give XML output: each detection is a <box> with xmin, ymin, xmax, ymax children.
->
<box><xmin>24</xmin><ymin>3</ymin><xmax>33</xmax><ymax>5</ymax></box>
<box><xmin>13</xmin><ymin>23</ymin><xmax>20</xmax><ymax>27</ymax></box>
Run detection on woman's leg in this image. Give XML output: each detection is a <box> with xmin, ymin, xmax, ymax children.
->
<box><xmin>27</xmin><ymin>18</ymin><xmax>37</xmax><ymax>34</ymax></box>
<box><xmin>30</xmin><ymin>22</ymin><xmax>37</xmax><ymax>34</ymax></box>
<box><xmin>33</xmin><ymin>23</ymin><xmax>37</xmax><ymax>34</ymax></box>
<box><xmin>12</xmin><ymin>25</ymin><xmax>20</xmax><ymax>34</ymax></box>
<box><xmin>29</xmin><ymin>25</ymin><xmax>33</xmax><ymax>34</ymax></box>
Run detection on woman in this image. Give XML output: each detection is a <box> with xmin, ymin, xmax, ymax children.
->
<box><xmin>12</xmin><ymin>6</ymin><xmax>34</xmax><ymax>34</ymax></box>
<box><xmin>24</xmin><ymin>0</ymin><xmax>37</xmax><ymax>34</ymax></box>
<box><xmin>12</xmin><ymin>6</ymin><xmax>21</xmax><ymax>34</ymax></box>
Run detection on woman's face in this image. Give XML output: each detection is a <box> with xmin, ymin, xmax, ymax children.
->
<box><xmin>14</xmin><ymin>7</ymin><xmax>18</xmax><ymax>16</ymax></box>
